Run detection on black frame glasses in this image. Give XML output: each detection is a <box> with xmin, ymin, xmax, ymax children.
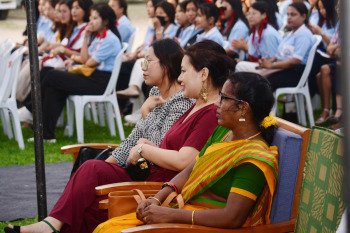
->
<box><xmin>219</xmin><ymin>92</ymin><xmax>243</xmax><ymax>105</ymax></box>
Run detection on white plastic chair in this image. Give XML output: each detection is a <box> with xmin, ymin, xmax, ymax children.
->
<box><xmin>65</xmin><ymin>43</ymin><xmax>128</xmax><ymax>143</ymax></box>
<box><xmin>126</xmin><ymin>28</ymin><xmax>137</xmax><ymax>53</ymax></box>
<box><xmin>0</xmin><ymin>46</ymin><xmax>27</xmax><ymax>149</ymax></box>
<box><xmin>0</xmin><ymin>40</ymin><xmax>16</xmax><ymax>138</ymax></box>
<box><xmin>273</xmin><ymin>35</ymin><xmax>322</xmax><ymax>127</ymax></box>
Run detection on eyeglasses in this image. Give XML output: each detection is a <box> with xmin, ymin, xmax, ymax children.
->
<box><xmin>141</xmin><ymin>58</ymin><xmax>159</xmax><ymax>71</ymax></box>
<box><xmin>219</xmin><ymin>92</ymin><xmax>243</xmax><ymax>105</ymax></box>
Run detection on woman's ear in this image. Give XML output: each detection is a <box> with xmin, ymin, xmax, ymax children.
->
<box><xmin>201</xmin><ymin>67</ymin><xmax>209</xmax><ymax>81</ymax></box>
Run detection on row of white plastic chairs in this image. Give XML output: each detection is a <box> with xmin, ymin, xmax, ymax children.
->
<box><xmin>0</xmin><ymin>40</ymin><xmax>128</xmax><ymax>149</ymax></box>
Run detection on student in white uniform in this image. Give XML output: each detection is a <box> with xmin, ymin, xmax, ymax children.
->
<box><xmin>109</xmin><ymin>0</ymin><xmax>136</xmax><ymax>43</ymax></box>
<box><xmin>175</xmin><ymin>0</ymin><xmax>196</xmax><ymax>48</ymax></box>
<box><xmin>220</xmin><ymin>0</ymin><xmax>249</xmax><ymax>58</ymax></box>
<box><xmin>235</xmin><ymin>2</ymin><xmax>281</xmax><ymax>74</ymax></box>
<box><xmin>195</xmin><ymin>3</ymin><xmax>224</xmax><ymax>47</ymax></box>
<box><xmin>259</xmin><ymin>2</ymin><xmax>315</xmax><ymax>91</ymax></box>
<box><xmin>308</xmin><ymin>0</ymin><xmax>337</xmax><ymax>48</ymax></box>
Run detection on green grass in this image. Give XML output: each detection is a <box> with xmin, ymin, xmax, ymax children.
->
<box><xmin>0</xmin><ymin>218</ymin><xmax>37</xmax><ymax>232</ymax></box>
<box><xmin>0</xmin><ymin>119</ymin><xmax>133</xmax><ymax>166</ymax></box>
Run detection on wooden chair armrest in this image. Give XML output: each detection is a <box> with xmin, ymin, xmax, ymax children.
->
<box><xmin>95</xmin><ymin>181</ymin><xmax>163</xmax><ymax>196</ymax></box>
<box><xmin>60</xmin><ymin>143</ymin><xmax>119</xmax><ymax>161</ymax></box>
<box><xmin>122</xmin><ymin>220</ymin><xmax>295</xmax><ymax>233</ymax></box>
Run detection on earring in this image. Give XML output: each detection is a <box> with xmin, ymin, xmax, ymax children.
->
<box><xmin>239</xmin><ymin>114</ymin><xmax>245</xmax><ymax>122</ymax></box>
<box><xmin>199</xmin><ymin>82</ymin><xmax>208</xmax><ymax>102</ymax></box>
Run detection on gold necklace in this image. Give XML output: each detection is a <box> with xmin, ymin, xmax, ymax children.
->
<box><xmin>245</xmin><ymin>132</ymin><xmax>261</xmax><ymax>140</ymax></box>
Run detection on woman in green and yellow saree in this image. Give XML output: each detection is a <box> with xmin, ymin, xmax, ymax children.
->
<box><xmin>94</xmin><ymin>72</ymin><xmax>279</xmax><ymax>232</ymax></box>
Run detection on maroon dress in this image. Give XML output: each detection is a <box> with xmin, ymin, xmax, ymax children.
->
<box><xmin>50</xmin><ymin>104</ymin><xmax>218</xmax><ymax>233</ymax></box>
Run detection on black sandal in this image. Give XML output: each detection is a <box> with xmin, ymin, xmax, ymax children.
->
<box><xmin>4</xmin><ymin>220</ymin><xmax>60</xmax><ymax>233</ymax></box>
<box><xmin>4</xmin><ymin>226</ymin><xmax>20</xmax><ymax>233</ymax></box>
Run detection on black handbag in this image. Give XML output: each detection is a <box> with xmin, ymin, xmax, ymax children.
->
<box><xmin>70</xmin><ymin>147</ymin><xmax>114</xmax><ymax>176</ymax></box>
<box><xmin>125</xmin><ymin>158</ymin><xmax>151</xmax><ymax>181</ymax></box>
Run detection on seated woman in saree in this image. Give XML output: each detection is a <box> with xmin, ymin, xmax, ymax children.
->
<box><xmin>94</xmin><ymin>72</ymin><xmax>279</xmax><ymax>232</ymax></box>
<box><xmin>4</xmin><ymin>40</ymin><xmax>235</xmax><ymax>233</ymax></box>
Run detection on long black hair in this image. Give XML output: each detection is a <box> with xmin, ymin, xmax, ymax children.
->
<box><xmin>250</xmin><ymin>2</ymin><xmax>277</xmax><ymax>30</ymax></box>
<box><xmin>155</xmin><ymin>1</ymin><xmax>176</xmax><ymax>24</ymax></box>
<box><xmin>228</xmin><ymin>72</ymin><xmax>276</xmax><ymax>145</ymax></box>
<box><xmin>256</xmin><ymin>0</ymin><xmax>279</xmax><ymax>29</ymax></box>
<box><xmin>316</xmin><ymin>0</ymin><xmax>338</xmax><ymax>29</ymax></box>
<box><xmin>90</xmin><ymin>3</ymin><xmax>122</xmax><ymax>42</ymax></box>
<box><xmin>73</xmin><ymin>0</ymin><xmax>93</xmax><ymax>22</ymax></box>
<box><xmin>222</xmin><ymin>0</ymin><xmax>249</xmax><ymax>35</ymax></box>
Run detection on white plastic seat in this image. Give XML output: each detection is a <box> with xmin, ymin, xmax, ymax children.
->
<box><xmin>0</xmin><ymin>46</ymin><xmax>27</xmax><ymax>149</ymax></box>
<box><xmin>273</xmin><ymin>35</ymin><xmax>322</xmax><ymax>127</ymax></box>
<box><xmin>65</xmin><ymin>43</ymin><xmax>128</xmax><ymax>143</ymax></box>
<box><xmin>0</xmin><ymin>40</ymin><xmax>16</xmax><ymax>138</ymax></box>
<box><xmin>126</xmin><ymin>28</ymin><xmax>137</xmax><ymax>53</ymax></box>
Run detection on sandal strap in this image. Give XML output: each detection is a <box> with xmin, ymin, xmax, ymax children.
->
<box><xmin>323</xmin><ymin>108</ymin><xmax>330</xmax><ymax>113</ymax></box>
<box><xmin>42</xmin><ymin>220</ymin><xmax>60</xmax><ymax>233</ymax></box>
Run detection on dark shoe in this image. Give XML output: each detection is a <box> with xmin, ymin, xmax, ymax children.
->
<box><xmin>327</xmin><ymin>108</ymin><xmax>342</xmax><ymax>125</ymax></box>
<box><xmin>4</xmin><ymin>226</ymin><xmax>20</xmax><ymax>233</ymax></box>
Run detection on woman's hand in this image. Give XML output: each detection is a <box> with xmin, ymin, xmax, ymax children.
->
<box><xmin>141</xmin><ymin>205</ymin><xmax>173</xmax><ymax>224</ymax></box>
<box><xmin>126</xmin><ymin>145</ymin><xmax>142</xmax><ymax>165</ymax></box>
<box><xmin>141</xmin><ymin>96</ymin><xmax>166</xmax><ymax>119</ymax></box>
<box><xmin>64</xmin><ymin>59</ymin><xmax>74</xmax><ymax>69</ymax></box>
<box><xmin>137</xmin><ymin>138</ymin><xmax>156</xmax><ymax>147</ymax></box>
<box><xmin>152</xmin><ymin>17</ymin><xmax>161</xmax><ymax>31</ymax></box>
<box><xmin>308</xmin><ymin>24</ymin><xmax>322</xmax><ymax>35</ymax></box>
<box><xmin>232</xmin><ymin>39</ymin><xmax>248</xmax><ymax>52</ymax></box>
<box><xmin>136</xmin><ymin>198</ymin><xmax>161</xmax><ymax>221</ymax></box>
<box><xmin>84</xmin><ymin>22</ymin><xmax>93</xmax><ymax>38</ymax></box>
<box><xmin>259</xmin><ymin>58</ymin><xmax>273</xmax><ymax>69</ymax></box>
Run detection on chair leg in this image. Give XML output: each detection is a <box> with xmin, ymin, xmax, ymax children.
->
<box><xmin>1</xmin><ymin>109</ymin><xmax>13</xmax><ymax>139</ymax></box>
<box><xmin>84</xmin><ymin>103</ymin><xmax>92</xmax><ymax>121</ymax></box>
<box><xmin>98</xmin><ymin>102</ymin><xmax>105</xmax><ymax>127</ymax></box>
<box><xmin>56</xmin><ymin>110</ymin><xmax>65</xmax><ymax>127</ymax></box>
<box><xmin>106</xmin><ymin>102</ymin><xmax>116</xmax><ymax>137</ymax></box>
<box><xmin>9</xmin><ymin>104</ymin><xmax>25</xmax><ymax>149</ymax></box>
<box><xmin>75</xmin><ymin>101</ymin><xmax>85</xmax><ymax>143</ymax></box>
<box><xmin>112</xmin><ymin>99</ymin><xmax>125</xmax><ymax>140</ymax></box>
<box><xmin>305</xmin><ymin>93</ymin><xmax>315</xmax><ymax>127</ymax></box>
<box><xmin>64</xmin><ymin>99</ymin><xmax>74</xmax><ymax>137</ymax></box>
<box><xmin>91</xmin><ymin>102</ymin><xmax>99</xmax><ymax>125</ymax></box>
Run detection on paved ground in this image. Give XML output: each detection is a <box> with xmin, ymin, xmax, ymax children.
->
<box><xmin>0</xmin><ymin>4</ymin><xmax>148</xmax><ymax>51</ymax></box>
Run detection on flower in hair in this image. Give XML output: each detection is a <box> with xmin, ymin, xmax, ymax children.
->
<box><xmin>261</xmin><ymin>115</ymin><xmax>278</xmax><ymax>128</ymax></box>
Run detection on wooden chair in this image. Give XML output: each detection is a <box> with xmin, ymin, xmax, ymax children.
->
<box><xmin>79</xmin><ymin>118</ymin><xmax>310</xmax><ymax>233</ymax></box>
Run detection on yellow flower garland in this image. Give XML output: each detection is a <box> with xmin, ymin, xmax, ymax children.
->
<box><xmin>261</xmin><ymin>115</ymin><xmax>278</xmax><ymax>128</ymax></box>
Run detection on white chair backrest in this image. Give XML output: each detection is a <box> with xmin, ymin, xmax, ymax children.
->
<box><xmin>126</xmin><ymin>28</ymin><xmax>137</xmax><ymax>53</ymax></box>
<box><xmin>296</xmin><ymin>35</ymin><xmax>322</xmax><ymax>89</ymax></box>
<box><xmin>0</xmin><ymin>47</ymin><xmax>27</xmax><ymax>102</ymax></box>
<box><xmin>103</xmin><ymin>42</ymin><xmax>128</xmax><ymax>96</ymax></box>
<box><xmin>0</xmin><ymin>41</ymin><xmax>15</xmax><ymax>85</ymax></box>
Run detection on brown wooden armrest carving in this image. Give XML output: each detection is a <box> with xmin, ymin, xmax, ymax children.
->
<box><xmin>95</xmin><ymin>181</ymin><xmax>163</xmax><ymax>196</ymax></box>
<box><xmin>122</xmin><ymin>220</ymin><xmax>295</xmax><ymax>233</ymax></box>
<box><xmin>60</xmin><ymin>143</ymin><xmax>119</xmax><ymax>161</ymax></box>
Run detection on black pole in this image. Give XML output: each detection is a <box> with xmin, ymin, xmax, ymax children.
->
<box><xmin>24</xmin><ymin>0</ymin><xmax>47</xmax><ymax>220</ymax></box>
<box><xmin>341</xmin><ymin>0</ymin><xmax>349</xmax><ymax>231</ymax></box>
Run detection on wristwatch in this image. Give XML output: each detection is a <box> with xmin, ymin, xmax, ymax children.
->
<box><xmin>137</xmin><ymin>144</ymin><xmax>144</xmax><ymax>158</ymax></box>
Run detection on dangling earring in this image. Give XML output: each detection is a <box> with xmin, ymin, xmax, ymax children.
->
<box><xmin>239</xmin><ymin>114</ymin><xmax>245</xmax><ymax>122</ymax></box>
<box><xmin>199</xmin><ymin>81</ymin><xmax>208</xmax><ymax>102</ymax></box>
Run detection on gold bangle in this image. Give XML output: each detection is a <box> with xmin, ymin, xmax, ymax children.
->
<box><xmin>191</xmin><ymin>210</ymin><xmax>195</xmax><ymax>225</ymax></box>
<box><xmin>148</xmin><ymin>196</ymin><xmax>161</xmax><ymax>205</ymax></box>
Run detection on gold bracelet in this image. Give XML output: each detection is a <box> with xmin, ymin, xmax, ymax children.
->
<box><xmin>148</xmin><ymin>196</ymin><xmax>161</xmax><ymax>205</ymax></box>
<box><xmin>191</xmin><ymin>210</ymin><xmax>195</xmax><ymax>225</ymax></box>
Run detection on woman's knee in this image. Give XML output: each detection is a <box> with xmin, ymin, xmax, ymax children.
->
<box><xmin>320</xmin><ymin>64</ymin><xmax>331</xmax><ymax>75</ymax></box>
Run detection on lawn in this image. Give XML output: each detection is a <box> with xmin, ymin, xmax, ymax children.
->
<box><xmin>0</xmin><ymin>118</ymin><xmax>133</xmax><ymax>232</ymax></box>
